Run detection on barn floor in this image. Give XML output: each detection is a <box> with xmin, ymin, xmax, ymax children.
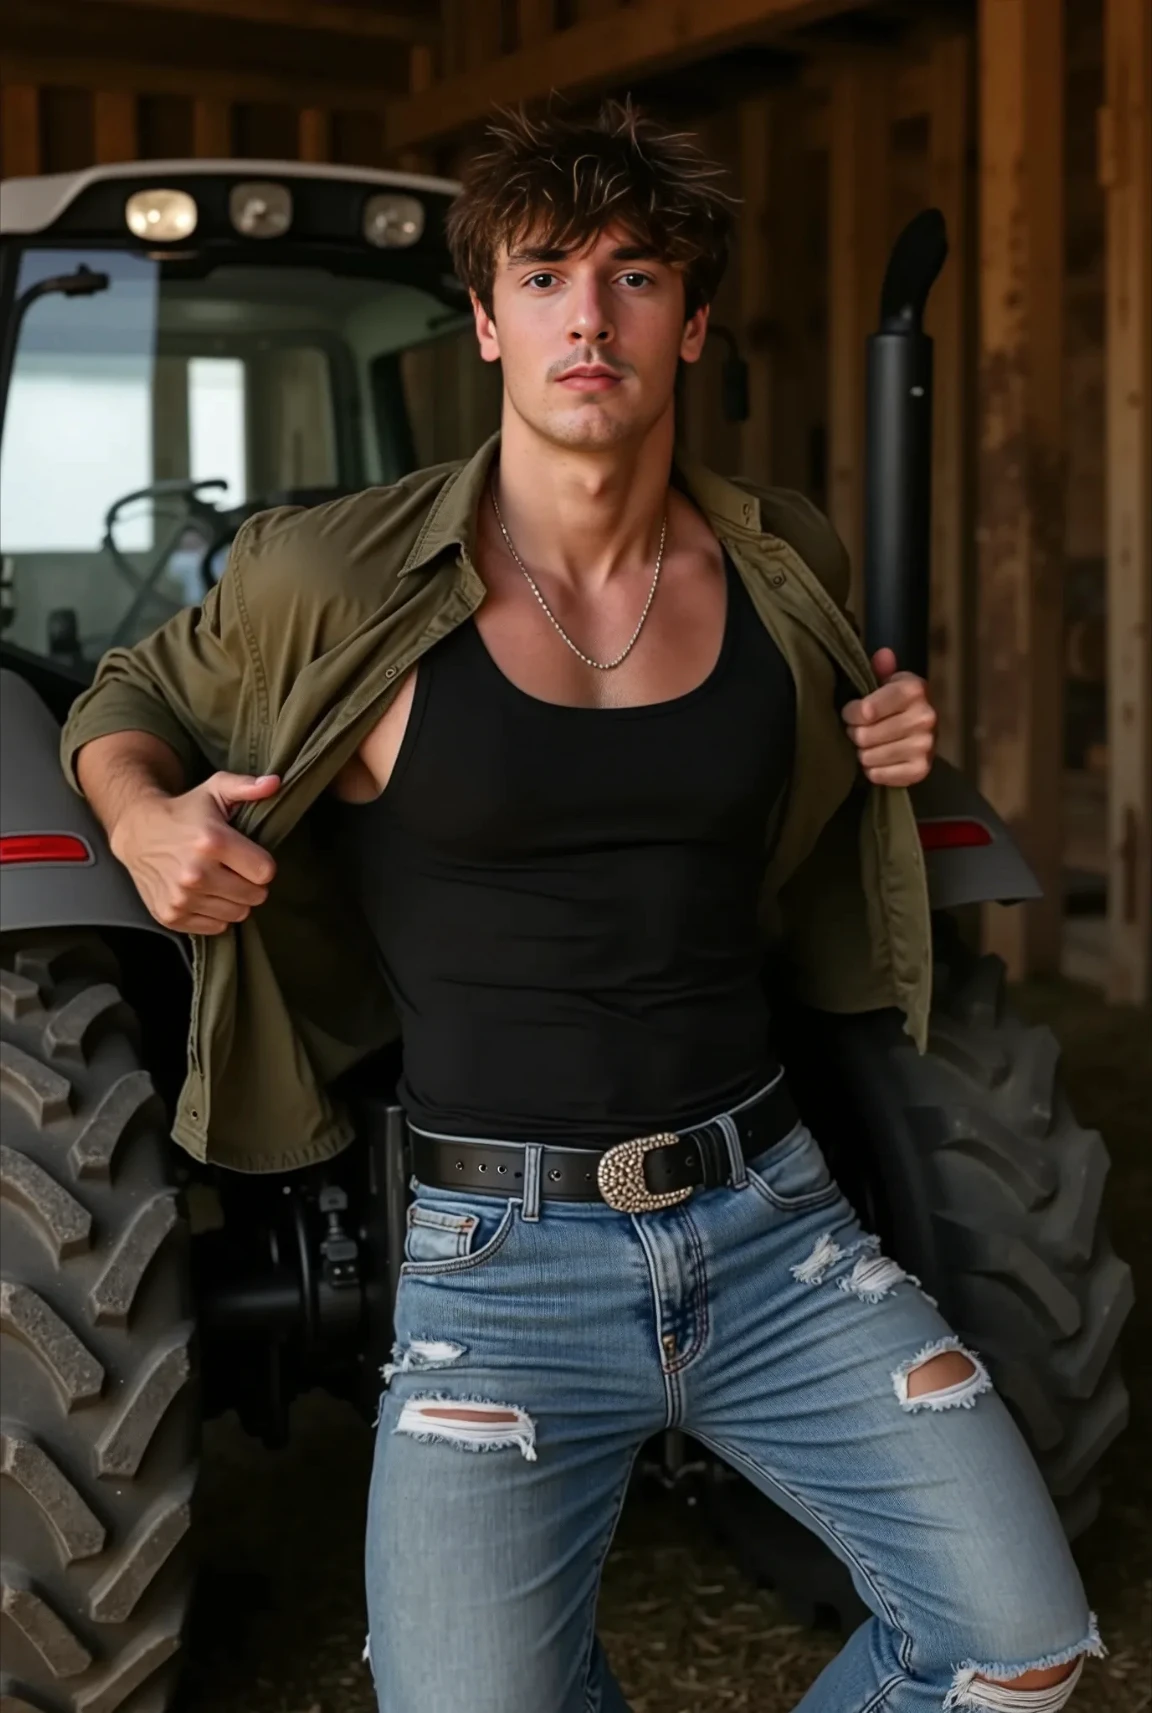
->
<box><xmin>180</xmin><ymin>980</ymin><xmax>1150</xmax><ymax>1713</ymax></box>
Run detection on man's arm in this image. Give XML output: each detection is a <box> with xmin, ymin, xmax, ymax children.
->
<box><xmin>64</xmin><ymin>513</ymin><xmax>293</xmax><ymax>932</ymax></box>
<box><xmin>76</xmin><ymin>730</ymin><xmax>280</xmax><ymax>935</ymax></box>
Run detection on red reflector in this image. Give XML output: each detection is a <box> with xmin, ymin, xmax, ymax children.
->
<box><xmin>917</xmin><ymin>818</ymin><xmax>993</xmax><ymax>852</ymax></box>
<box><xmin>0</xmin><ymin>834</ymin><xmax>92</xmax><ymax>865</ymax></box>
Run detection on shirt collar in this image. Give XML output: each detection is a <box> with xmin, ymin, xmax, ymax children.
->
<box><xmin>398</xmin><ymin>431</ymin><xmax>762</xmax><ymax>577</ymax></box>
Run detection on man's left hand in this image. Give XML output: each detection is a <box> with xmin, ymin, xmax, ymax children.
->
<box><xmin>842</xmin><ymin>648</ymin><xmax>937</xmax><ymax>787</ymax></box>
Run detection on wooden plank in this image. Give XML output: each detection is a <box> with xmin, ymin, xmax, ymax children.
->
<box><xmin>0</xmin><ymin>83</ymin><xmax>40</xmax><ymax>176</ymax></box>
<box><xmin>1101</xmin><ymin>0</ymin><xmax>1152</xmax><ymax>1002</ymax></box>
<box><xmin>0</xmin><ymin>52</ymin><xmax>394</xmax><ymax>115</ymax></box>
<box><xmin>384</xmin><ymin>0</ymin><xmax>873</xmax><ymax>150</ymax></box>
<box><xmin>192</xmin><ymin>97</ymin><xmax>231</xmax><ymax>157</ymax></box>
<box><xmin>926</xmin><ymin>30</ymin><xmax>973</xmax><ymax>769</ymax></box>
<box><xmin>738</xmin><ymin>88</ymin><xmax>811</xmax><ymax>492</ymax></box>
<box><xmin>409</xmin><ymin>44</ymin><xmax>435</xmax><ymax>95</ymax></box>
<box><xmin>93</xmin><ymin>89</ymin><xmax>138</xmax><ymax>163</ymax></box>
<box><xmin>738</xmin><ymin>97</ymin><xmax>773</xmax><ymax>486</ymax></box>
<box><xmin>827</xmin><ymin>60</ymin><xmax>890</xmax><ymax>620</ymax></box>
<box><xmin>514</xmin><ymin>0</ymin><xmax>552</xmax><ymax>49</ymax></box>
<box><xmin>463</xmin><ymin>0</ymin><xmax>504</xmax><ymax>70</ymax></box>
<box><xmin>975</xmin><ymin>0</ymin><xmax>1065</xmax><ymax>977</ymax></box>
<box><xmin>298</xmin><ymin>108</ymin><xmax>331</xmax><ymax>163</ymax></box>
<box><xmin>96</xmin><ymin>0</ymin><xmax>437</xmax><ymax>42</ymax></box>
<box><xmin>517</xmin><ymin>0</ymin><xmax>553</xmax><ymax>49</ymax></box>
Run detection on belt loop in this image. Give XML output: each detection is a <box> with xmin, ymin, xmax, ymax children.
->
<box><xmin>717</xmin><ymin>1113</ymin><xmax>747</xmax><ymax>1188</ymax></box>
<box><xmin>521</xmin><ymin>1143</ymin><xmax>544</xmax><ymax>1221</ymax></box>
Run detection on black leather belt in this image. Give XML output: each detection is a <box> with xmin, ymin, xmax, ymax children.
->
<box><xmin>408</xmin><ymin>1078</ymin><xmax>800</xmax><ymax>1212</ymax></box>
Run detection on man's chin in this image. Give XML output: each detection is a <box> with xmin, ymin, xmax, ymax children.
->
<box><xmin>532</xmin><ymin>408</ymin><xmax>643</xmax><ymax>450</ymax></box>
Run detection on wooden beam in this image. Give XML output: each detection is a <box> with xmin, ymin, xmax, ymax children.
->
<box><xmin>827</xmin><ymin>60</ymin><xmax>890</xmax><ymax>619</ymax></box>
<box><xmin>192</xmin><ymin>97</ymin><xmax>231</xmax><ymax>157</ymax></box>
<box><xmin>517</xmin><ymin>0</ymin><xmax>553</xmax><ymax>49</ymax></box>
<box><xmin>0</xmin><ymin>83</ymin><xmax>40</xmax><ymax>176</ymax></box>
<box><xmin>462</xmin><ymin>0</ymin><xmax>503</xmax><ymax>71</ymax></box>
<box><xmin>384</xmin><ymin>0</ymin><xmax>873</xmax><ymax>150</ymax></box>
<box><xmin>93</xmin><ymin>89</ymin><xmax>138</xmax><ymax>163</ymax></box>
<box><xmin>738</xmin><ymin>87</ymin><xmax>811</xmax><ymax>492</ymax></box>
<box><xmin>926</xmin><ymin>30</ymin><xmax>973</xmax><ymax>768</ymax></box>
<box><xmin>298</xmin><ymin>108</ymin><xmax>331</xmax><ymax>164</ymax></box>
<box><xmin>975</xmin><ymin>0</ymin><xmax>1065</xmax><ymax>977</ymax></box>
<box><xmin>738</xmin><ymin>97</ymin><xmax>773</xmax><ymax>486</ymax></box>
<box><xmin>1101</xmin><ymin>0</ymin><xmax>1152</xmax><ymax>1002</ymax></box>
<box><xmin>95</xmin><ymin>0</ymin><xmax>437</xmax><ymax>42</ymax></box>
<box><xmin>0</xmin><ymin>52</ymin><xmax>392</xmax><ymax>116</ymax></box>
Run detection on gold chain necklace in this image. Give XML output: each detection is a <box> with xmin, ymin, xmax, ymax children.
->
<box><xmin>490</xmin><ymin>485</ymin><xmax>668</xmax><ymax>672</ymax></box>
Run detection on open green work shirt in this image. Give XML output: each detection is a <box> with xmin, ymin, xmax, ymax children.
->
<box><xmin>61</xmin><ymin>434</ymin><xmax>931</xmax><ymax>1173</ymax></box>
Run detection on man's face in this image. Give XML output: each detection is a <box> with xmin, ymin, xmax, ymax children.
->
<box><xmin>472</xmin><ymin>222</ymin><xmax>709</xmax><ymax>451</ymax></box>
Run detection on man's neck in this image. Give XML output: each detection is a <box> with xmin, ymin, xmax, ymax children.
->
<box><xmin>489</xmin><ymin>406</ymin><xmax>677</xmax><ymax>593</ymax></box>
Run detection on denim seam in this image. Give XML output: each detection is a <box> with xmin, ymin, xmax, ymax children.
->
<box><xmin>855</xmin><ymin>1672</ymin><xmax>908</xmax><ymax>1712</ymax></box>
<box><xmin>694</xmin><ymin>1431</ymin><xmax>911</xmax><ymax>1644</ymax></box>
<box><xmin>399</xmin><ymin>1200</ymin><xmax>516</xmax><ymax>1277</ymax></box>
<box><xmin>664</xmin><ymin>1211</ymin><xmax>710</xmax><ymax>1376</ymax></box>
<box><xmin>746</xmin><ymin>1169</ymin><xmax>842</xmax><ymax>1214</ymax></box>
<box><xmin>579</xmin><ymin>1447</ymin><xmax>643</xmax><ymax>1713</ymax></box>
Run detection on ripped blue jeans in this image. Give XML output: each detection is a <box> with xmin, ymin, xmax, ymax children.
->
<box><xmin>365</xmin><ymin>1121</ymin><xmax>1100</xmax><ymax>1712</ymax></box>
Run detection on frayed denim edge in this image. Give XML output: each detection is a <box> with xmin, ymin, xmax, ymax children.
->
<box><xmin>942</xmin><ymin>1614</ymin><xmax>1105</xmax><ymax>1710</ymax></box>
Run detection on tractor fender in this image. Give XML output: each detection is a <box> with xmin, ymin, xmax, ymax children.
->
<box><xmin>0</xmin><ymin>668</ymin><xmax>189</xmax><ymax>967</ymax></box>
<box><xmin>910</xmin><ymin>756</ymin><xmax>1042</xmax><ymax>909</ymax></box>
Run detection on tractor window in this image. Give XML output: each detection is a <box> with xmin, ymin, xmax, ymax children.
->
<box><xmin>0</xmin><ymin>245</ymin><xmax>467</xmax><ymax>670</ymax></box>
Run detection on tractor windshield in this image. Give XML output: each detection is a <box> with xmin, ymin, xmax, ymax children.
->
<box><xmin>0</xmin><ymin>245</ymin><xmax>470</xmax><ymax>671</ymax></box>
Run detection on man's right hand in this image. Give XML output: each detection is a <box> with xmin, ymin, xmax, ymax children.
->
<box><xmin>111</xmin><ymin>772</ymin><xmax>280</xmax><ymax>935</ymax></box>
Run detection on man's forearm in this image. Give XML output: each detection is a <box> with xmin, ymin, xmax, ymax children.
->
<box><xmin>75</xmin><ymin>732</ymin><xmax>187</xmax><ymax>858</ymax></box>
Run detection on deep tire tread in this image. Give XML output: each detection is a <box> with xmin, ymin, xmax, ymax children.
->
<box><xmin>1</xmin><ymin>934</ymin><xmax>196</xmax><ymax>1713</ymax></box>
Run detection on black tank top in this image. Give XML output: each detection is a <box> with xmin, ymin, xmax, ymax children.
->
<box><xmin>339</xmin><ymin>556</ymin><xmax>795</xmax><ymax>1144</ymax></box>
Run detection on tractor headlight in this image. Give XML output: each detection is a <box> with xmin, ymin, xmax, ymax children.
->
<box><xmin>229</xmin><ymin>180</ymin><xmax>293</xmax><ymax>239</ymax></box>
<box><xmin>125</xmin><ymin>188</ymin><xmax>198</xmax><ymax>242</ymax></box>
<box><xmin>363</xmin><ymin>193</ymin><xmax>425</xmax><ymax>248</ymax></box>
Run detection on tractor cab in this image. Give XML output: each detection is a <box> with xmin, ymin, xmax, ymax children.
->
<box><xmin>0</xmin><ymin>161</ymin><xmax>470</xmax><ymax>681</ymax></box>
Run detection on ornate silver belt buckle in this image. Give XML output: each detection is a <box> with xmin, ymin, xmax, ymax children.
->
<box><xmin>597</xmin><ymin>1132</ymin><xmax>692</xmax><ymax>1214</ymax></box>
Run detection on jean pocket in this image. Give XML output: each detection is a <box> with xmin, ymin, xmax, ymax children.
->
<box><xmin>402</xmin><ymin>1190</ymin><xmax>516</xmax><ymax>1276</ymax></box>
<box><xmin>746</xmin><ymin>1124</ymin><xmax>841</xmax><ymax>1211</ymax></box>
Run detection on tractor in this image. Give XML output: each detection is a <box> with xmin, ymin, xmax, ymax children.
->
<box><xmin>0</xmin><ymin>158</ymin><xmax>1133</xmax><ymax>1713</ymax></box>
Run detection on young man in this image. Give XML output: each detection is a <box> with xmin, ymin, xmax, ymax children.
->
<box><xmin>63</xmin><ymin>103</ymin><xmax>1096</xmax><ymax>1713</ymax></box>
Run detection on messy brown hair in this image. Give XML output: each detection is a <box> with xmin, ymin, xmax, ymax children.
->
<box><xmin>446</xmin><ymin>98</ymin><xmax>735</xmax><ymax>320</ymax></box>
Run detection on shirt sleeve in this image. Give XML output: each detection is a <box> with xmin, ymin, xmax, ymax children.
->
<box><xmin>59</xmin><ymin>513</ymin><xmax>267</xmax><ymax>792</ymax></box>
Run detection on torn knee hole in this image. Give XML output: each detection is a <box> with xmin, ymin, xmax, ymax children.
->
<box><xmin>906</xmin><ymin>1350</ymin><xmax>979</xmax><ymax>1399</ymax></box>
<box><xmin>893</xmin><ymin>1336</ymin><xmax>992</xmax><ymax>1412</ymax></box>
<box><xmin>948</xmin><ymin>1653</ymin><xmax>1088</xmax><ymax>1709</ymax></box>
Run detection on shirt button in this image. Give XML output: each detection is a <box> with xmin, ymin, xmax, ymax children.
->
<box><xmin>742</xmin><ymin>502</ymin><xmax>755</xmax><ymax>522</ymax></box>
<box><xmin>384</xmin><ymin>666</ymin><xmax>398</xmax><ymax>679</ymax></box>
<box><xmin>771</xmin><ymin>571</ymin><xmax>786</xmax><ymax>587</ymax></box>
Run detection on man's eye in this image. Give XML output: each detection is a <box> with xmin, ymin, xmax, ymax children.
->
<box><xmin>620</xmin><ymin>272</ymin><xmax>653</xmax><ymax>289</ymax></box>
<box><xmin>526</xmin><ymin>272</ymin><xmax>559</xmax><ymax>289</ymax></box>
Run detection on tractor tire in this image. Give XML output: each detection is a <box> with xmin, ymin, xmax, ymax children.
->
<box><xmin>1</xmin><ymin>933</ymin><xmax>197</xmax><ymax>1713</ymax></box>
<box><xmin>709</xmin><ymin>924</ymin><xmax>1133</xmax><ymax>1625</ymax></box>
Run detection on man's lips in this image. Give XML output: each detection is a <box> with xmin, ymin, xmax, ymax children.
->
<box><xmin>555</xmin><ymin>364</ymin><xmax>624</xmax><ymax>392</ymax></box>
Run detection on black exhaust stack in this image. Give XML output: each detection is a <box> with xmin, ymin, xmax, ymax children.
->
<box><xmin>863</xmin><ymin>209</ymin><xmax>948</xmax><ymax>679</ymax></box>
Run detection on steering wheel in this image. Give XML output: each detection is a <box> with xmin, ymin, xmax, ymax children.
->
<box><xmin>102</xmin><ymin>478</ymin><xmax>229</xmax><ymax>648</ymax></box>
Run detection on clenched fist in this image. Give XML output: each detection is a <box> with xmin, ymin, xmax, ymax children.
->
<box><xmin>842</xmin><ymin>648</ymin><xmax>937</xmax><ymax>787</ymax></box>
<box><xmin>111</xmin><ymin>771</ymin><xmax>280</xmax><ymax>935</ymax></box>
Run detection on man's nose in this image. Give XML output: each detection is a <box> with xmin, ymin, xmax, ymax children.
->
<box><xmin>566</xmin><ymin>280</ymin><xmax>613</xmax><ymax>344</ymax></box>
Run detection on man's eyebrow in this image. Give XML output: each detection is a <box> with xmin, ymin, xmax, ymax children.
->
<box><xmin>504</xmin><ymin>242</ymin><xmax>663</xmax><ymax>266</ymax></box>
